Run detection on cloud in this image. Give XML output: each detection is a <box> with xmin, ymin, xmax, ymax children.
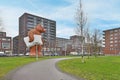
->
<box><xmin>57</xmin><ymin>25</ymin><xmax>75</xmax><ymax>38</ymax></box>
<box><xmin>0</xmin><ymin>6</ymin><xmax>39</xmax><ymax>37</ymax></box>
<box><xmin>82</xmin><ymin>0</ymin><xmax>120</xmax><ymax>32</ymax></box>
<box><xmin>0</xmin><ymin>3</ymin><xmax>76</xmax><ymax>38</ymax></box>
<box><xmin>32</xmin><ymin>0</ymin><xmax>78</xmax><ymax>38</ymax></box>
<box><xmin>0</xmin><ymin>6</ymin><xmax>21</xmax><ymax>37</ymax></box>
<box><xmin>1</xmin><ymin>0</ymin><xmax>120</xmax><ymax>39</ymax></box>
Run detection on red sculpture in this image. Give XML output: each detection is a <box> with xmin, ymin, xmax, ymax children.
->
<box><xmin>28</xmin><ymin>24</ymin><xmax>46</xmax><ymax>57</ymax></box>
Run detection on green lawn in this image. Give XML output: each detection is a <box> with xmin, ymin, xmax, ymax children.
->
<box><xmin>57</xmin><ymin>56</ymin><xmax>120</xmax><ymax>80</ymax></box>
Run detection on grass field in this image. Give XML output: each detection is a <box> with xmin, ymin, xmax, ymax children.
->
<box><xmin>0</xmin><ymin>56</ymin><xmax>63</xmax><ymax>79</ymax></box>
<box><xmin>57</xmin><ymin>56</ymin><xmax>120</xmax><ymax>80</ymax></box>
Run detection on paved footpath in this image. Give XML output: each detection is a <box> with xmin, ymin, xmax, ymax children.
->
<box><xmin>6</xmin><ymin>58</ymin><xmax>83</xmax><ymax>80</ymax></box>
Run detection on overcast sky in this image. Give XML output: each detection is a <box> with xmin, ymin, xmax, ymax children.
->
<box><xmin>0</xmin><ymin>0</ymin><xmax>120</xmax><ymax>38</ymax></box>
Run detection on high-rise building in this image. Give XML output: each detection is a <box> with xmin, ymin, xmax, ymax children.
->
<box><xmin>103</xmin><ymin>28</ymin><xmax>120</xmax><ymax>55</ymax></box>
<box><xmin>0</xmin><ymin>32</ymin><xmax>12</xmax><ymax>53</ymax></box>
<box><xmin>13</xmin><ymin>13</ymin><xmax>56</xmax><ymax>54</ymax></box>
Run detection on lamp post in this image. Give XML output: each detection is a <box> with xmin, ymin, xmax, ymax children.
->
<box><xmin>35</xmin><ymin>42</ymin><xmax>39</xmax><ymax>61</ymax></box>
<box><xmin>65</xmin><ymin>44</ymin><xmax>67</xmax><ymax>56</ymax></box>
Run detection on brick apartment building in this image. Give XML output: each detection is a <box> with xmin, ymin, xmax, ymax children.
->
<box><xmin>0</xmin><ymin>32</ymin><xmax>12</xmax><ymax>54</ymax></box>
<box><xmin>13</xmin><ymin>13</ymin><xmax>56</xmax><ymax>55</ymax></box>
<box><xmin>103</xmin><ymin>27</ymin><xmax>120</xmax><ymax>55</ymax></box>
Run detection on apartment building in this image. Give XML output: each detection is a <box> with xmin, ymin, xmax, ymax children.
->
<box><xmin>103</xmin><ymin>28</ymin><xmax>120</xmax><ymax>55</ymax></box>
<box><xmin>0</xmin><ymin>32</ymin><xmax>12</xmax><ymax>53</ymax></box>
<box><xmin>13</xmin><ymin>13</ymin><xmax>56</xmax><ymax>54</ymax></box>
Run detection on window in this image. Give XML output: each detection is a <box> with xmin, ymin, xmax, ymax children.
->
<box><xmin>114</xmin><ymin>37</ymin><xmax>118</xmax><ymax>39</ymax></box>
<box><xmin>110</xmin><ymin>44</ymin><xmax>113</xmax><ymax>47</ymax></box>
<box><xmin>114</xmin><ymin>33</ymin><xmax>118</xmax><ymax>36</ymax></box>
<box><xmin>115</xmin><ymin>40</ymin><xmax>118</xmax><ymax>43</ymax></box>
<box><xmin>110</xmin><ymin>41</ymin><xmax>113</xmax><ymax>43</ymax></box>
<box><xmin>110</xmin><ymin>37</ymin><xmax>113</xmax><ymax>40</ymax></box>
<box><xmin>110</xmin><ymin>34</ymin><xmax>113</xmax><ymax>36</ymax></box>
<box><xmin>2</xmin><ymin>38</ymin><xmax>6</xmax><ymax>40</ymax></box>
<box><xmin>6</xmin><ymin>38</ymin><xmax>11</xmax><ymax>41</ymax></box>
<box><xmin>110</xmin><ymin>30</ymin><xmax>113</xmax><ymax>33</ymax></box>
<box><xmin>114</xmin><ymin>30</ymin><xmax>118</xmax><ymax>32</ymax></box>
<box><xmin>114</xmin><ymin>44</ymin><xmax>118</xmax><ymax>47</ymax></box>
<box><xmin>2</xmin><ymin>42</ymin><xmax>10</xmax><ymax>49</ymax></box>
<box><xmin>110</xmin><ymin>48</ymin><xmax>114</xmax><ymax>50</ymax></box>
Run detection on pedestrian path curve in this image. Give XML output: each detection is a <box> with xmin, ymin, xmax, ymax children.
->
<box><xmin>6</xmin><ymin>58</ymin><xmax>83</xmax><ymax>80</ymax></box>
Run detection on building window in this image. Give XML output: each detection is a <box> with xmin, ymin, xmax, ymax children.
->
<box><xmin>110</xmin><ymin>41</ymin><xmax>113</xmax><ymax>43</ymax></box>
<box><xmin>2</xmin><ymin>38</ymin><xmax>6</xmax><ymax>40</ymax></box>
<box><xmin>114</xmin><ymin>30</ymin><xmax>118</xmax><ymax>32</ymax></box>
<box><xmin>110</xmin><ymin>44</ymin><xmax>113</xmax><ymax>47</ymax></box>
<box><xmin>114</xmin><ymin>44</ymin><xmax>118</xmax><ymax>47</ymax></box>
<box><xmin>27</xmin><ymin>24</ymin><xmax>34</xmax><ymax>28</ymax></box>
<box><xmin>110</xmin><ymin>37</ymin><xmax>113</xmax><ymax>40</ymax></box>
<box><xmin>110</xmin><ymin>31</ymin><xmax>113</xmax><ymax>33</ymax></box>
<box><xmin>114</xmin><ymin>37</ymin><xmax>118</xmax><ymax>39</ymax></box>
<box><xmin>2</xmin><ymin>42</ymin><xmax>10</xmax><ymax>49</ymax></box>
<box><xmin>115</xmin><ymin>40</ymin><xmax>118</xmax><ymax>43</ymax></box>
<box><xmin>114</xmin><ymin>33</ymin><xmax>118</xmax><ymax>36</ymax></box>
<box><xmin>110</xmin><ymin>34</ymin><xmax>113</xmax><ymax>36</ymax></box>
<box><xmin>110</xmin><ymin>48</ymin><xmax>111</xmax><ymax>50</ymax></box>
<box><xmin>110</xmin><ymin>48</ymin><xmax>114</xmax><ymax>50</ymax></box>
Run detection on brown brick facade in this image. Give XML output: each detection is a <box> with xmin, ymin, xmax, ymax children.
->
<box><xmin>103</xmin><ymin>28</ymin><xmax>120</xmax><ymax>55</ymax></box>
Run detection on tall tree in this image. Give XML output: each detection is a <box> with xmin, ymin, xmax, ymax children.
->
<box><xmin>75</xmin><ymin>0</ymin><xmax>87</xmax><ymax>62</ymax></box>
<box><xmin>84</xmin><ymin>26</ymin><xmax>91</xmax><ymax>58</ymax></box>
<box><xmin>0</xmin><ymin>16</ymin><xmax>4</xmax><ymax>31</ymax></box>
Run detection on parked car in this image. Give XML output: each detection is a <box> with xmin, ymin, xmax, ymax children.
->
<box><xmin>19</xmin><ymin>54</ymin><xmax>24</xmax><ymax>56</ymax></box>
<box><xmin>12</xmin><ymin>54</ymin><xmax>19</xmax><ymax>56</ymax></box>
<box><xmin>0</xmin><ymin>52</ymin><xmax>7</xmax><ymax>57</ymax></box>
<box><xmin>51</xmin><ymin>53</ymin><xmax>59</xmax><ymax>56</ymax></box>
<box><xmin>25</xmin><ymin>52</ymin><xmax>29</xmax><ymax>56</ymax></box>
<box><xmin>44</xmin><ymin>53</ymin><xmax>51</xmax><ymax>56</ymax></box>
<box><xmin>70</xmin><ymin>52</ymin><xmax>78</xmax><ymax>55</ymax></box>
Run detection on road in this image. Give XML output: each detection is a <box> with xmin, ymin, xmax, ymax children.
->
<box><xmin>6</xmin><ymin>58</ymin><xmax>83</xmax><ymax>80</ymax></box>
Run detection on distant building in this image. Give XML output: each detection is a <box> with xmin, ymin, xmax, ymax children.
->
<box><xmin>13</xmin><ymin>36</ymin><xmax>19</xmax><ymax>54</ymax></box>
<box><xmin>56</xmin><ymin>35</ymin><xmax>85</xmax><ymax>55</ymax></box>
<box><xmin>0</xmin><ymin>32</ymin><xmax>12</xmax><ymax>54</ymax></box>
<box><xmin>56</xmin><ymin>37</ymin><xmax>72</xmax><ymax>55</ymax></box>
<box><xmin>70</xmin><ymin>35</ymin><xmax>83</xmax><ymax>50</ymax></box>
<box><xmin>13</xmin><ymin>13</ymin><xmax>56</xmax><ymax>54</ymax></box>
<box><xmin>56</xmin><ymin>37</ymin><xmax>72</xmax><ymax>50</ymax></box>
<box><xmin>103</xmin><ymin>27</ymin><xmax>120</xmax><ymax>55</ymax></box>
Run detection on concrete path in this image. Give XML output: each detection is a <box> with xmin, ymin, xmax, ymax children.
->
<box><xmin>7</xmin><ymin>58</ymin><xmax>83</xmax><ymax>80</ymax></box>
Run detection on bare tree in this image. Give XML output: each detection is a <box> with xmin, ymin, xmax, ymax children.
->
<box><xmin>92</xmin><ymin>29</ymin><xmax>102</xmax><ymax>57</ymax></box>
<box><xmin>84</xmin><ymin>26</ymin><xmax>92</xmax><ymax>59</ymax></box>
<box><xmin>0</xmin><ymin>16</ymin><xmax>4</xmax><ymax>31</ymax></box>
<box><xmin>75</xmin><ymin>0</ymin><xmax>87</xmax><ymax>62</ymax></box>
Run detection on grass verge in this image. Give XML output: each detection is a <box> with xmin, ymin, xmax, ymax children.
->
<box><xmin>57</xmin><ymin>56</ymin><xmax>120</xmax><ymax>80</ymax></box>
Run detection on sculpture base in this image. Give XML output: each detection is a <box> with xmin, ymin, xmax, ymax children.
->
<box><xmin>29</xmin><ymin>53</ymin><xmax>43</xmax><ymax>57</ymax></box>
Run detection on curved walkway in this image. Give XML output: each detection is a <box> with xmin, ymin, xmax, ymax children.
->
<box><xmin>6</xmin><ymin>58</ymin><xmax>83</xmax><ymax>80</ymax></box>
